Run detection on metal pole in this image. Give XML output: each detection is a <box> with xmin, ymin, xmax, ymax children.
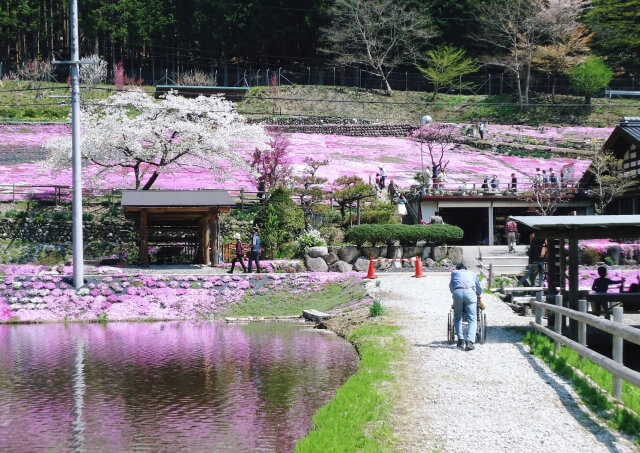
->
<box><xmin>70</xmin><ymin>0</ymin><xmax>84</xmax><ymax>288</ymax></box>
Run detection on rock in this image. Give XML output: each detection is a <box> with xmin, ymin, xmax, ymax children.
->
<box><xmin>307</xmin><ymin>246</ymin><xmax>329</xmax><ymax>258</ymax></box>
<box><xmin>441</xmin><ymin>258</ymin><xmax>453</xmax><ymax>267</ymax></box>
<box><xmin>353</xmin><ymin>257</ymin><xmax>370</xmax><ymax>272</ymax></box>
<box><xmin>305</xmin><ymin>256</ymin><xmax>329</xmax><ymax>272</ymax></box>
<box><xmin>360</xmin><ymin>246</ymin><xmax>380</xmax><ymax>259</ymax></box>
<box><xmin>338</xmin><ymin>246</ymin><xmax>360</xmax><ymax>263</ymax></box>
<box><xmin>330</xmin><ymin>261</ymin><xmax>353</xmax><ymax>273</ymax></box>
<box><xmin>402</xmin><ymin>246</ymin><xmax>424</xmax><ymax>259</ymax></box>
<box><xmin>448</xmin><ymin>247</ymin><xmax>464</xmax><ymax>264</ymax></box>
<box><xmin>424</xmin><ymin>258</ymin><xmax>437</xmax><ymax>268</ymax></box>
<box><xmin>422</xmin><ymin>246</ymin><xmax>432</xmax><ymax>260</ymax></box>
<box><xmin>378</xmin><ymin>260</ymin><xmax>392</xmax><ymax>271</ymax></box>
<box><xmin>387</xmin><ymin>245</ymin><xmax>403</xmax><ymax>259</ymax></box>
<box><xmin>323</xmin><ymin>252</ymin><xmax>339</xmax><ymax>266</ymax></box>
<box><xmin>433</xmin><ymin>246</ymin><xmax>447</xmax><ymax>261</ymax></box>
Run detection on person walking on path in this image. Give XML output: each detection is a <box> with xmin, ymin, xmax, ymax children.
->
<box><xmin>505</xmin><ymin>218</ymin><xmax>518</xmax><ymax>253</ymax></box>
<box><xmin>518</xmin><ymin>232</ymin><xmax>547</xmax><ymax>287</ymax></box>
<box><xmin>247</xmin><ymin>227</ymin><xmax>262</xmax><ymax>273</ymax></box>
<box><xmin>449</xmin><ymin>262</ymin><xmax>482</xmax><ymax>351</ymax></box>
<box><xmin>227</xmin><ymin>233</ymin><xmax>248</xmax><ymax>273</ymax></box>
<box><xmin>510</xmin><ymin>173</ymin><xmax>518</xmax><ymax>192</ymax></box>
<box><xmin>397</xmin><ymin>193</ymin><xmax>408</xmax><ymax>217</ymax></box>
<box><xmin>379</xmin><ymin>166</ymin><xmax>386</xmax><ymax>189</ymax></box>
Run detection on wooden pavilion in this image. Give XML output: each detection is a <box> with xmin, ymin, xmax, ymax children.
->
<box><xmin>121</xmin><ymin>190</ymin><xmax>234</xmax><ymax>267</ymax></box>
<box><xmin>510</xmin><ymin>215</ymin><xmax>640</xmax><ymax>337</ymax></box>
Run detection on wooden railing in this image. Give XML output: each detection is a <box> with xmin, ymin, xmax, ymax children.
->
<box><xmin>0</xmin><ymin>185</ymin><xmax>267</xmax><ymax>209</ymax></box>
<box><xmin>530</xmin><ymin>295</ymin><xmax>640</xmax><ymax>398</ymax></box>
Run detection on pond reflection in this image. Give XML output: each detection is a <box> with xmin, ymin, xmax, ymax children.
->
<box><xmin>0</xmin><ymin>321</ymin><xmax>358</xmax><ymax>452</ymax></box>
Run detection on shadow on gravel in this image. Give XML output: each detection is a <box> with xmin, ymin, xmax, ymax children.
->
<box><xmin>515</xmin><ymin>343</ymin><xmax>629</xmax><ymax>452</ymax></box>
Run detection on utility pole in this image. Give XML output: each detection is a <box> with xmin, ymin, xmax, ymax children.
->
<box><xmin>70</xmin><ymin>0</ymin><xmax>84</xmax><ymax>288</ymax></box>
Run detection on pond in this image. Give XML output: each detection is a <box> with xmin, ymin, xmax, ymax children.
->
<box><xmin>0</xmin><ymin>321</ymin><xmax>358</xmax><ymax>452</ymax></box>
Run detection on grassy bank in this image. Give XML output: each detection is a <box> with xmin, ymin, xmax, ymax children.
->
<box><xmin>222</xmin><ymin>277</ymin><xmax>367</xmax><ymax>317</ymax></box>
<box><xmin>1</xmin><ymin>80</ymin><xmax>637</xmax><ymax>126</ymax></box>
<box><xmin>295</xmin><ymin>322</ymin><xmax>405</xmax><ymax>453</ymax></box>
<box><xmin>524</xmin><ymin>332</ymin><xmax>640</xmax><ymax>440</ymax></box>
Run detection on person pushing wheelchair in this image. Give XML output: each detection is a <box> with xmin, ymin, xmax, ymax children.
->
<box><xmin>449</xmin><ymin>262</ymin><xmax>483</xmax><ymax>351</ymax></box>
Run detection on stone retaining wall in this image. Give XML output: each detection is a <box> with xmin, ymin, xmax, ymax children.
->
<box><xmin>0</xmin><ymin>218</ymin><xmax>135</xmax><ymax>243</ymax></box>
<box><xmin>303</xmin><ymin>245</ymin><xmax>463</xmax><ymax>272</ymax></box>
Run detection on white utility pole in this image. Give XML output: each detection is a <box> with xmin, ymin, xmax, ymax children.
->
<box><xmin>70</xmin><ymin>0</ymin><xmax>84</xmax><ymax>288</ymax></box>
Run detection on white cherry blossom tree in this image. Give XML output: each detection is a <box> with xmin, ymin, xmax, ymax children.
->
<box><xmin>44</xmin><ymin>89</ymin><xmax>267</xmax><ymax>190</ymax></box>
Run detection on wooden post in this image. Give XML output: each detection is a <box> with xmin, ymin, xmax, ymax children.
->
<box><xmin>199</xmin><ymin>217</ymin><xmax>207</xmax><ymax>264</ymax></box>
<box><xmin>140</xmin><ymin>209</ymin><xmax>149</xmax><ymax>267</ymax></box>
<box><xmin>568</xmin><ymin>237</ymin><xmax>579</xmax><ymax>340</ymax></box>
<box><xmin>554</xmin><ymin>294</ymin><xmax>563</xmax><ymax>353</ymax></box>
<box><xmin>578</xmin><ymin>299</ymin><xmax>587</xmax><ymax>351</ymax></box>
<box><xmin>612</xmin><ymin>306</ymin><xmax>624</xmax><ymax>399</ymax></box>
<box><xmin>488</xmin><ymin>263</ymin><xmax>493</xmax><ymax>290</ymax></box>
<box><xmin>208</xmin><ymin>208</ymin><xmax>217</xmax><ymax>266</ymax></box>
<box><xmin>535</xmin><ymin>291</ymin><xmax>543</xmax><ymax>325</ymax></box>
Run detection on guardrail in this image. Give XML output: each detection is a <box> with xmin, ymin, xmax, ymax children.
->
<box><xmin>605</xmin><ymin>88</ymin><xmax>640</xmax><ymax>98</ymax></box>
<box><xmin>530</xmin><ymin>295</ymin><xmax>640</xmax><ymax>398</ymax></box>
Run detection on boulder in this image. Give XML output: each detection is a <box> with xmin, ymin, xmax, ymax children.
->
<box><xmin>338</xmin><ymin>246</ymin><xmax>361</xmax><ymax>264</ymax></box>
<box><xmin>307</xmin><ymin>246</ymin><xmax>329</xmax><ymax>258</ymax></box>
<box><xmin>448</xmin><ymin>247</ymin><xmax>464</xmax><ymax>264</ymax></box>
<box><xmin>387</xmin><ymin>245</ymin><xmax>403</xmax><ymax>259</ymax></box>
<box><xmin>305</xmin><ymin>256</ymin><xmax>329</xmax><ymax>272</ymax></box>
<box><xmin>360</xmin><ymin>246</ymin><xmax>380</xmax><ymax>259</ymax></box>
<box><xmin>433</xmin><ymin>246</ymin><xmax>447</xmax><ymax>261</ymax></box>
<box><xmin>421</xmin><ymin>246</ymin><xmax>432</xmax><ymax>260</ymax></box>
<box><xmin>402</xmin><ymin>246</ymin><xmax>424</xmax><ymax>259</ymax></box>
<box><xmin>323</xmin><ymin>252</ymin><xmax>339</xmax><ymax>266</ymax></box>
<box><xmin>353</xmin><ymin>257</ymin><xmax>370</xmax><ymax>272</ymax></box>
<box><xmin>424</xmin><ymin>258</ymin><xmax>437</xmax><ymax>268</ymax></box>
<box><xmin>377</xmin><ymin>260</ymin><xmax>392</xmax><ymax>271</ymax></box>
<box><xmin>330</xmin><ymin>261</ymin><xmax>353</xmax><ymax>273</ymax></box>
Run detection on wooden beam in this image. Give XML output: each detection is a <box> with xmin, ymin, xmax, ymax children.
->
<box><xmin>209</xmin><ymin>208</ymin><xmax>218</xmax><ymax>266</ymax></box>
<box><xmin>140</xmin><ymin>209</ymin><xmax>149</xmax><ymax>267</ymax></box>
<box><xmin>568</xmin><ymin>237</ymin><xmax>579</xmax><ymax>339</ymax></box>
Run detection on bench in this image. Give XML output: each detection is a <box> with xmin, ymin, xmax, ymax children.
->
<box><xmin>605</xmin><ymin>88</ymin><xmax>640</xmax><ymax>98</ymax></box>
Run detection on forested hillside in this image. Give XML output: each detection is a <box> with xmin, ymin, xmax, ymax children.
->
<box><xmin>1</xmin><ymin>0</ymin><xmax>638</xmax><ymax>84</ymax></box>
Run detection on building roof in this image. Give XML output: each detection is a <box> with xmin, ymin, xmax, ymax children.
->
<box><xmin>510</xmin><ymin>215</ymin><xmax>640</xmax><ymax>239</ymax></box>
<box><xmin>121</xmin><ymin>190</ymin><xmax>234</xmax><ymax>207</ymax></box>
<box><xmin>619</xmin><ymin>117</ymin><xmax>640</xmax><ymax>143</ymax></box>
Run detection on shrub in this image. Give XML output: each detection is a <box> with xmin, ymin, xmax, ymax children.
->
<box><xmin>319</xmin><ymin>226</ymin><xmax>344</xmax><ymax>245</ymax></box>
<box><xmin>345</xmin><ymin>223</ymin><xmax>463</xmax><ymax>246</ymax></box>
<box><xmin>179</xmin><ymin>70</ymin><xmax>216</xmax><ymax>86</ymax></box>
<box><xmin>294</xmin><ymin>230</ymin><xmax>326</xmax><ymax>257</ymax></box>
<box><xmin>581</xmin><ymin>247</ymin><xmax>601</xmax><ymax>265</ymax></box>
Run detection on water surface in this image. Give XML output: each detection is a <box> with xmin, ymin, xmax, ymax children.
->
<box><xmin>0</xmin><ymin>321</ymin><xmax>358</xmax><ymax>452</ymax></box>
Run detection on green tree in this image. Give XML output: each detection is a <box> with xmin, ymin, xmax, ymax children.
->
<box><xmin>416</xmin><ymin>45</ymin><xmax>478</xmax><ymax>100</ymax></box>
<box><xmin>585</xmin><ymin>0</ymin><xmax>640</xmax><ymax>71</ymax></box>
<box><xmin>254</xmin><ymin>187</ymin><xmax>305</xmax><ymax>257</ymax></box>
<box><xmin>331</xmin><ymin>176</ymin><xmax>375</xmax><ymax>226</ymax></box>
<box><xmin>586</xmin><ymin>148</ymin><xmax>636</xmax><ymax>215</ymax></box>
<box><xmin>569</xmin><ymin>56</ymin><xmax>613</xmax><ymax>104</ymax></box>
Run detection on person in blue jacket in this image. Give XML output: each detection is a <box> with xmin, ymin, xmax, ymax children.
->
<box><xmin>449</xmin><ymin>262</ymin><xmax>482</xmax><ymax>351</ymax></box>
<box><xmin>247</xmin><ymin>227</ymin><xmax>262</xmax><ymax>273</ymax></box>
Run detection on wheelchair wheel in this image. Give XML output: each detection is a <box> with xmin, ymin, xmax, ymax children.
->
<box><xmin>447</xmin><ymin>310</ymin><xmax>455</xmax><ymax>343</ymax></box>
<box><xmin>476</xmin><ymin>310</ymin><xmax>487</xmax><ymax>344</ymax></box>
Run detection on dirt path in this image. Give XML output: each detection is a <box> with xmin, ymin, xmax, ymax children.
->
<box><xmin>367</xmin><ymin>273</ymin><xmax>637</xmax><ymax>453</ymax></box>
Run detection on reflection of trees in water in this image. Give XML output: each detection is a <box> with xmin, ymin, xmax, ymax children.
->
<box><xmin>0</xmin><ymin>322</ymin><xmax>358</xmax><ymax>452</ymax></box>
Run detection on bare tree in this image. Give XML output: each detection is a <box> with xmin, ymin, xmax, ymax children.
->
<box><xmin>409</xmin><ymin>123</ymin><xmax>457</xmax><ymax>175</ymax></box>
<box><xmin>520</xmin><ymin>179</ymin><xmax>567</xmax><ymax>215</ymax></box>
<box><xmin>475</xmin><ymin>0</ymin><xmax>587</xmax><ymax>106</ymax></box>
<box><xmin>321</xmin><ymin>0</ymin><xmax>435</xmax><ymax>97</ymax></box>
<box><xmin>586</xmin><ymin>148</ymin><xmax>636</xmax><ymax>214</ymax></box>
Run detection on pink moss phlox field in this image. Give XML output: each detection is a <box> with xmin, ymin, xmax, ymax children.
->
<box><xmin>0</xmin><ymin>124</ymin><xmax>609</xmax><ymax>192</ymax></box>
<box><xmin>0</xmin><ymin>270</ymin><xmax>364</xmax><ymax>322</ymax></box>
<box><xmin>578</xmin><ymin>268</ymin><xmax>640</xmax><ymax>293</ymax></box>
<box><xmin>579</xmin><ymin>239</ymin><xmax>640</xmax><ymax>254</ymax></box>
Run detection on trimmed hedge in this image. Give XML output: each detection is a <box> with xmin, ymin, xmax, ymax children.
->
<box><xmin>345</xmin><ymin>224</ymin><xmax>464</xmax><ymax>246</ymax></box>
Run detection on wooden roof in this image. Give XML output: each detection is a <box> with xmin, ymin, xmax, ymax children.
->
<box><xmin>510</xmin><ymin>214</ymin><xmax>640</xmax><ymax>239</ymax></box>
<box><xmin>121</xmin><ymin>190</ymin><xmax>234</xmax><ymax>208</ymax></box>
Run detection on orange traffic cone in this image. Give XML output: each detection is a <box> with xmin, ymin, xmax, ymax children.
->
<box><xmin>413</xmin><ymin>256</ymin><xmax>425</xmax><ymax>278</ymax></box>
<box><xmin>366</xmin><ymin>259</ymin><xmax>376</xmax><ymax>279</ymax></box>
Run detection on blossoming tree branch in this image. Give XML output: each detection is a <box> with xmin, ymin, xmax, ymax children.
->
<box><xmin>44</xmin><ymin>89</ymin><xmax>268</xmax><ymax>190</ymax></box>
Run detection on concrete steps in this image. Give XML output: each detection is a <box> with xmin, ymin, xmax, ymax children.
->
<box><xmin>477</xmin><ymin>246</ymin><xmax>528</xmax><ymax>277</ymax></box>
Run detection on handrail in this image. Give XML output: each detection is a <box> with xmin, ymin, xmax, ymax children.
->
<box><xmin>530</xmin><ymin>297</ymin><xmax>640</xmax><ymax>397</ymax></box>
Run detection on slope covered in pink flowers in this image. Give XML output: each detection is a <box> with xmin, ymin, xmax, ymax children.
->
<box><xmin>0</xmin><ymin>123</ymin><xmax>608</xmax><ymax>191</ymax></box>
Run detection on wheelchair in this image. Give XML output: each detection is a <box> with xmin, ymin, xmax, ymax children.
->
<box><xmin>447</xmin><ymin>298</ymin><xmax>487</xmax><ymax>344</ymax></box>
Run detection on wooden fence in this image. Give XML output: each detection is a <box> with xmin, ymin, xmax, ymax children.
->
<box><xmin>530</xmin><ymin>295</ymin><xmax>640</xmax><ymax>399</ymax></box>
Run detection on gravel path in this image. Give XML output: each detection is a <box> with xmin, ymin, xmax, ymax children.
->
<box><xmin>367</xmin><ymin>273</ymin><xmax>637</xmax><ymax>453</ymax></box>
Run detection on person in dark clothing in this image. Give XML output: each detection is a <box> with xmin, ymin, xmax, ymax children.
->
<box><xmin>257</xmin><ymin>178</ymin><xmax>266</xmax><ymax>201</ymax></box>
<box><xmin>247</xmin><ymin>227</ymin><xmax>262</xmax><ymax>273</ymax></box>
<box><xmin>517</xmin><ymin>232</ymin><xmax>547</xmax><ymax>287</ymax></box>
<box><xmin>227</xmin><ymin>233</ymin><xmax>247</xmax><ymax>273</ymax></box>
<box><xmin>591</xmin><ymin>266</ymin><xmax>625</xmax><ymax>316</ymax></box>
<box><xmin>510</xmin><ymin>173</ymin><xmax>518</xmax><ymax>192</ymax></box>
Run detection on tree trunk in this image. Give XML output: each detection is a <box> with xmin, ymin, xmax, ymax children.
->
<box><xmin>382</xmin><ymin>73</ymin><xmax>393</xmax><ymax>97</ymax></box>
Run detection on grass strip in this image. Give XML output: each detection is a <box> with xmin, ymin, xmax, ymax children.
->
<box><xmin>524</xmin><ymin>331</ymin><xmax>640</xmax><ymax>439</ymax></box>
<box><xmin>222</xmin><ymin>278</ymin><xmax>366</xmax><ymax>317</ymax></box>
<box><xmin>295</xmin><ymin>323</ymin><xmax>405</xmax><ymax>453</ymax></box>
